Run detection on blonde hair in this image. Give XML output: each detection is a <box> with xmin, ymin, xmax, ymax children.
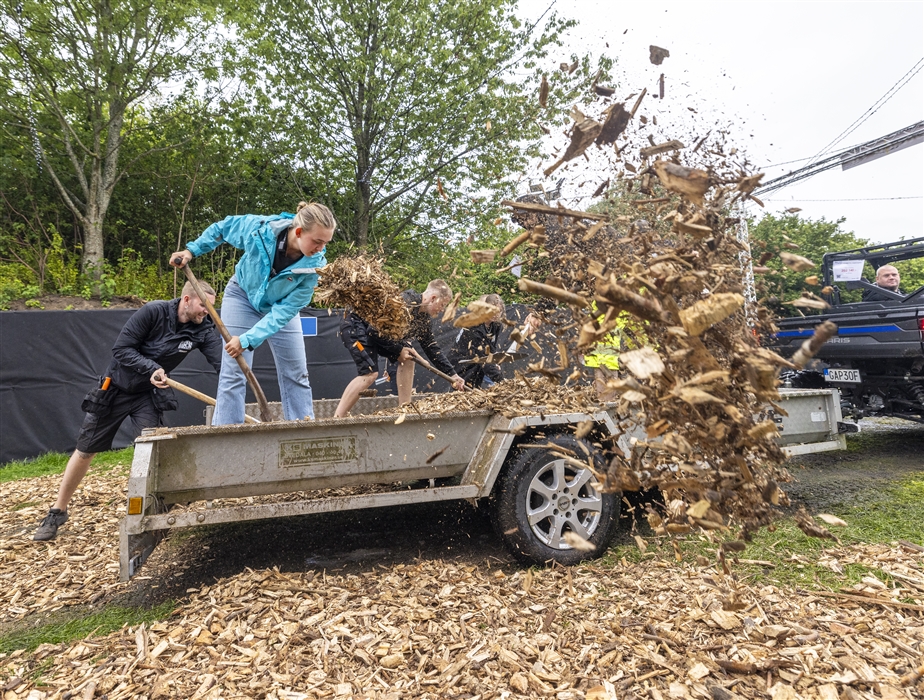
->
<box><xmin>182</xmin><ymin>280</ymin><xmax>216</xmax><ymax>299</ymax></box>
<box><xmin>426</xmin><ymin>279</ymin><xmax>452</xmax><ymax>302</ymax></box>
<box><xmin>480</xmin><ymin>293</ymin><xmax>505</xmax><ymax>320</ymax></box>
<box><xmin>294</xmin><ymin>201</ymin><xmax>337</xmax><ymax>233</ymax></box>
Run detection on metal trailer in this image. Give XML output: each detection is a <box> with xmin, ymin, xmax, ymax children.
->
<box><xmin>774</xmin><ymin>388</ymin><xmax>853</xmax><ymax>456</ymax></box>
<box><xmin>119</xmin><ymin>389</ymin><xmax>850</xmax><ymax>581</ymax></box>
<box><xmin>120</xmin><ymin>396</ymin><xmax>628</xmax><ymax>580</ymax></box>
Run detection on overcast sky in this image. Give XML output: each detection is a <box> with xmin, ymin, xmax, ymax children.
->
<box><xmin>518</xmin><ymin>0</ymin><xmax>923</xmax><ymax>245</ymax></box>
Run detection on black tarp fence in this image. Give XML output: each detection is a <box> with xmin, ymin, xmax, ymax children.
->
<box><xmin>0</xmin><ymin>305</ymin><xmax>539</xmax><ymax>465</ymax></box>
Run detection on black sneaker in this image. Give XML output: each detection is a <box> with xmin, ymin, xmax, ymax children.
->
<box><xmin>33</xmin><ymin>508</ymin><xmax>68</xmax><ymax>541</ymax></box>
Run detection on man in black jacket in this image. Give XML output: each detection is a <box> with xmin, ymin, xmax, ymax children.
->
<box><xmin>334</xmin><ymin>280</ymin><xmax>464</xmax><ymax>417</ymax></box>
<box><xmin>862</xmin><ymin>265</ymin><xmax>904</xmax><ymax>301</ymax></box>
<box><xmin>34</xmin><ymin>281</ymin><xmax>223</xmax><ymax>541</ymax></box>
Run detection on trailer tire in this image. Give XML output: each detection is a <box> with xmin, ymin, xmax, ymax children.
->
<box><xmin>493</xmin><ymin>434</ymin><xmax>619</xmax><ymax>566</ymax></box>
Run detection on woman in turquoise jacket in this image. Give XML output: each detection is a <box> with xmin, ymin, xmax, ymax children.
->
<box><xmin>170</xmin><ymin>202</ymin><xmax>336</xmax><ymax>424</ymax></box>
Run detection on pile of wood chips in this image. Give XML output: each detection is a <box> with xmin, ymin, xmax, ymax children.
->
<box><xmin>384</xmin><ymin>376</ymin><xmax>599</xmax><ymax>419</ymax></box>
<box><xmin>314</xmin><ymin>255</ymin><xmax>410</xmax><ymax>340</ymax></box>
<box><xmin>3</xmin><ymin>468</ymin><xmax>923</xmax><ymax>700</ymax></box>
<box><xmin>0</xmin><ymin>471</ymin><xmax>129</xmax><ymax>624</ymax></box>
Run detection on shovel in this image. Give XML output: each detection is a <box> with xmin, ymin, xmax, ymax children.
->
<box><xmin>164</xmin><ymin>377</ymin><xmax>261</xmax><ymax>424</ymax></box>
<box><xmin>458</xmin><ymin>351</ymin><xmax>526</xmax><ymax>365</ymax></box>
<box><xmin>410</xmin><ymin>356</ymin><xmax>465</xmax><ymax>390</ymax></box>
<box><xmin>173</xmin><ymin>257</ymin><xmax>273</xmax><ymax>422</ymax></box>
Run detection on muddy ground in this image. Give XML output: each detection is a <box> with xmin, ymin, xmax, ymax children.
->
<box><xmin>118</xmin><ymin>418</ymin><xmax>924</xmax><ymax>610</ymax></box>
<box><xmin>782</xmin><ymin>417</ymin><xmax>924</xmax><ymax>512</ymax></box>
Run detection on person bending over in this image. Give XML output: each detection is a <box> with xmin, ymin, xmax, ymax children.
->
<box><xmin>335</xmin><ymin>280</ymin><xmax>464</xmax><ymax>417</ymax></box>
<box><xmin>34</xmin><ymin>282</ymin><xmax>222</xmax><ymax>541</ymax></box>
<box><xmin>170</xmin><ymin>202</ymin><xmax>336</xmax><ymax>424</ymax></box>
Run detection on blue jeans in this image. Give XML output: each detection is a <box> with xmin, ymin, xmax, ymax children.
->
<box><xmin>212</xmin><ymin>277</ymin><xmax>314</xmax><ymax>424</ymax></box>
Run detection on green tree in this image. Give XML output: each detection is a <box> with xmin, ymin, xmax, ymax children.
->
<box><xmin>747</xmin><ymin>213</ymin><xmax>868</xmax><ymax>314</ymax></box>
<box><xmin>235</xmin><ymin>0</ymin><xmax>611</xmax><ymax>250</ymax></box>
<box><xmin>0</xmin><ymin>0</ymin><xmax>220</xmax><ymax>285</ymax></box>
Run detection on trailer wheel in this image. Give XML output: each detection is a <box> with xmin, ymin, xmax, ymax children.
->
<box><xmin>493</xmin><ymin>434</ymin><xmax>619</xmax><ymax>566</ymax></box>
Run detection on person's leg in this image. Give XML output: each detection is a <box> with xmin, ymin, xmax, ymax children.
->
<box><xmin>52</xmin><ymin>450</ymin><xmax>96</xmax><ymax>512</ymax></box>
<box><xmin>334</xmin><ymin>373</ymin><xmax>377</xmax><ymax>417</ymax></box>
<box><xmin>212</xmin><ymin>278</ymin><xmax>260</xmax><ymax>425</ymax></box>
<box><xmin>36</xmin><ymin>392</ymin><xmax>130</xmax><ymax>541</ymax></box>
<box><xmin>396</xmin><ymin>359</ymin><xmax>415</xmax><ymax>405</ymax></box>
<box><xmin>267</xmin><ymin>314</ymin><xmax>313</xmax><ymax>421</ymax></box>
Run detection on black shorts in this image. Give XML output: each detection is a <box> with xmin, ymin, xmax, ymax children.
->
<box><xmin>75</xmin><ymin>389</ymin><xmax>163</xmax><ymax>453</ymax></box>
<box><xmin>344</xmin><ymin>335</ymin><xmax>392</xmax><ymax>376</ymax></box>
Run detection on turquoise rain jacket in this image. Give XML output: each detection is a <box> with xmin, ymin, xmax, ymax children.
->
<box><xmin>186</xmin><ymin>213</ymin><xmax>326</xmax><ymax>350</ymax></box>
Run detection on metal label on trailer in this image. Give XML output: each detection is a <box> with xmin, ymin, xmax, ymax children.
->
<box><xmin>280</xmin><ymin>437</ymin><xmax>358</xmax><ymax>467</ymax></box>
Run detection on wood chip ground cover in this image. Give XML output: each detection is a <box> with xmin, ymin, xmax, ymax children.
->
<box><xmin>2</xmin><ymin>472</ymin><xmax>923</xmax><ymax>698</ymax></box>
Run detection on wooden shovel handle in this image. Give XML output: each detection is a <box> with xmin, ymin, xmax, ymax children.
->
<box><xmin>164</xmin><ymin>377</ymin><xmax>260</xmax><ymax>424</ymax></box>
<box><xmin>410</xmin><ymin>356</ymin><xmax>464</xmax><ymax>389</ymax></box>
<box><xmin>174</xmin><ymin>257</ymin><xmax>273</xmax><ymax>423</ymax></box>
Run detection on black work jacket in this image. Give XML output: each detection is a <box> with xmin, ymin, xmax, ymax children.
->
<box><xmin>106</xmin><ymin>299</ymin><xmax>223</xmax><ymax>393</ymax></box>
<box><xmin>341</xmin><ymin>290</ymin><xmax>455</xmax><ymax>376</ymax></box>
<box><xmin>447</xmin><ymin>321</ymin><xmax>504</xmax><ymax>388</ymax></box>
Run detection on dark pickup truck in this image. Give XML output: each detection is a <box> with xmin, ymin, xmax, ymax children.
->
<box><xmin>769</xmin><ymin>237</ymin><xmax>924</xmax><ymax>423</ymax></box>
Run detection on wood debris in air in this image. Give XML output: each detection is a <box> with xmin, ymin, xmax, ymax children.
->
<box><xmin>314</xmin><ymin>254</ymin><xmax>410</xmax><ymax>339</ymax></box>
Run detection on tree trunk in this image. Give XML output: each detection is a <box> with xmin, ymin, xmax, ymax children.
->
<box><xmin>356</xmin><ymin>180</ymin><xmax>371</xmax><ymax>248</ymax></box>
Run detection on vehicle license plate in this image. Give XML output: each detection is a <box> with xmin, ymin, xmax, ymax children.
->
<box><xmin>824</xmin><ymin>368</ymin><xmax>861</xmax><ymax>383</ymax></box>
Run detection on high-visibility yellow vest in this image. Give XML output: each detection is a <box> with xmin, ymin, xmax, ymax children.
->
<box><xmin>583</xmin><ymin>303</ymin><xmax>649</xmax><ymax>370</ymax></box>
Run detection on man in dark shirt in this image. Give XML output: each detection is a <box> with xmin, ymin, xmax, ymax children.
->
<box><xmin>34</xmin><ymin>281</ymin><xmax>223</xmax><ymax>541</ymax></box>
<box><xmin>334</xmin><ymin>280</ymin><xmax>464</xmax><ymax>417</ymax></box>
<box><xmin>862</xmin><ymin>265</ymin><xmax>904</xmax><ymax>301</ymax></box>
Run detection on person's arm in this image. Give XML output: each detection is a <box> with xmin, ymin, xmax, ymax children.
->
<box><xmin>483</xmin><ymin>361</ymin><xmax>503</xmax><ymax>383</ymax></box>
<box><xmin>449</xmin><ymin>327</ymin><xmax>477</xmax><ymax>368</ymax></box>
<box><xmin>111</xmin><ymin>305</ymin><xmax>163</xmax><ymax>379</ymax></box>
<box><xmin>417</xmin><ymin>320</ymin><xmax>458</xmax><ymax>377</ymax></box>
<box><xmin>237</xmin><ymin>274</ymin><xmax>317</xmax><ymax>350</ymax></box>
<box><xmin>183</xmin><ymin>214</ymin><xmax>263</xmax><ymax>259</ymax></box>
<box><xmin>201</xmin><ymin>322</ymin><xmax>224</xmax><ymax>373</ymax></box>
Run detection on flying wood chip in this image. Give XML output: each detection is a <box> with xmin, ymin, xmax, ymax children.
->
<box><xmin>678</xmin><ymin>293</ymin><xmax>745</xmax><ymax>336</ymax></box>
<box><xmin>639</xmin><ymin>140</ymin><xmax>685</xmax><ymax>158</ymax></box>
<box><xmin>469</xmin><ymin>249</ymin><xmax>496</xmax><ymax>264</ymax></box>
<box><xmin>595</xmin><ymin>103</ymin><xmax>631</xmax><ymax>145</ymax></box>
<box><xmin>543</xmin><ymin>113</ymin><xmax>603</xmax><ymax>177</ymax></box>
<box><xmin>785</xmin><ymin>295</ymin><xmax>829</xmax><ymax>310</ymax></box>
<box><xmin>649</xmin><ymin>45</ymin><xmax>670</xmax><ymax>65</ymax></box>
<box><xmin>651</xmin><ymin>160</ymin><xmax>709</xmax><ymax>206</ymax></box>
<box><xmin>619</xmin><ymin>347</ymin><xmax>664</xmax><ymax>379</ymax></box>
<box><xmin>538</xmin><ymin>74</ymin><xmax>549</xmax><ymax>108</ymax></box>
<box><xmin>795</xmin><ymin>507</ymin><xmax>839</xmax><ymax>542</ymax></box>
<box><xmin>779</xmin><ymin>252</ymin><xmax>816</xmax><ymax>272</ymax></box>
<box><xmin>441</xmin><ymin>292</ymin><xmax>462</xmax><ymax>323</ymax></box>
<box><xmin>453</xmin><ymin>300</ymin><xmax>499</xmax><ymax>328</ymax></box>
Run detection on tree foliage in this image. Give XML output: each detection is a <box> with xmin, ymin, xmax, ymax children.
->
<box><xmin>234</xmin><ymin>0</ymin><xmax>611</xmax><ymax>250</ymax></box>
<box><xmin>747</xmin><ymin>213</ymin><xmax>868</xmax><ymax>314</ymax></box>
<box><xmin>0</xmin><ymin>0</ymin><xmax>220</xmax><ymax>282</ymax></box>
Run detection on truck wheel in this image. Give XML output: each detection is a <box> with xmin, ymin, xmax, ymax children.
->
<box><xmin>493</xmin><ymin>434</ymin><xmax>619</xmax><ymax>566</ymax></box>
